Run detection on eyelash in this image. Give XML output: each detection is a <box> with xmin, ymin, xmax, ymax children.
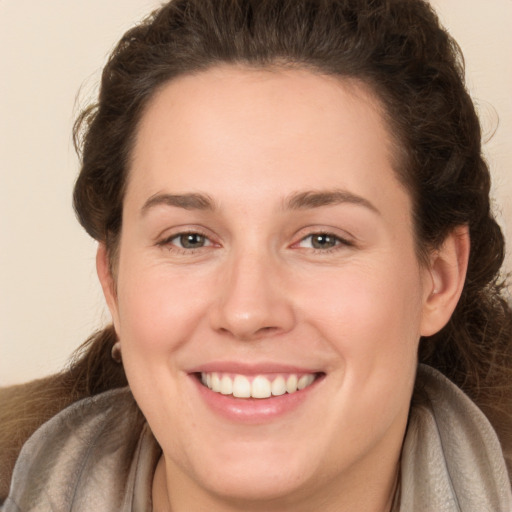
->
<box><xmin>157</xmin><ymin>230</ymin><xmax>214</xmax><ymax>254</ymax></box>
<box><xmin>157</xmin><ymin>230</ymin><xmax>353</xmax><ymax>255</ymax></box>
<box><xmin>295</xmin><ymin>232</ymin><xmax>353</xmax><ymax>253</ymax></box>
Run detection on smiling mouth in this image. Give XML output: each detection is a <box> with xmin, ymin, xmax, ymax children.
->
<box><xmin>198</xmin><ymin>372</ymin><xmax>322</xmax><ymax>399</ymax></box>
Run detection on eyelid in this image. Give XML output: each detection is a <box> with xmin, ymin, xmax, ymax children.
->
<box><xmin>295</xmin><ymin>233</ymin><xmax>353</xmax><ymax>251</ymax></box>
<box><xmin>156</xmin><ymin>226</ymin><xmax>220</xmax><ymax>251</ymax></box>
<box><xmin>298</xmin><ymin>233</ymin><xmax>345</xmax><ymax>246</ymax></box>
<box><xmin>290</xmin><ymin>226</ymin><xmax>356</xmax><ymax>248</ymax></box>
<box><xmin>169</xmin><ymin>233</ymin><xmax>213</xmax><ymax>248</ymax></box>
<box><xmin>155</xmin><ymin>225</ymin><xmax>356</xmax><ymax>253</ymax></box>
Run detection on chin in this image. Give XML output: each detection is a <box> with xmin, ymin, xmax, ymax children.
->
<box><xmin>196</xmin><ymin>461</ymin><xmax>315</xmax><ymax>504</ymax></box>
<box><xmin>171</xmin><ymin>437</ymin><xmax>324</xmax><ymax>505</ymax></box>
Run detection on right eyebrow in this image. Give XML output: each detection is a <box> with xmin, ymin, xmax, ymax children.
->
<box><xmin>284</xmin><ymin>189</ymin><xmax>380</xmax><ymax>215</ymax></box>
<box><xmin>140</xmin><ymin>192</ymin><xmax>216</xmax><ymax>216</ymax></box>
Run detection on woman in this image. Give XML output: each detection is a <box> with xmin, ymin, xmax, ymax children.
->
<box><xmin>1</xmin><ymin>0</ymin><xmax>511</xmax><ymax>510</ymax></box>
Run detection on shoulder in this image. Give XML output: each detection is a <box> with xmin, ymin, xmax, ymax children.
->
<box><xmin>398</xmin><ymin>365</ymin><xmax>512</xmax><ymax>511</ymax></box>
<box><xmin>2</xmin><ymin>387</ymin><xmax>155</xmax><ymax>512</ymax></box>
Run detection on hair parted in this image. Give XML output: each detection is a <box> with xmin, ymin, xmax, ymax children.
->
<box><xmin>1</xmin><ymin>0</ymin><xmax>510</xmax><ymax>498</ymax></box>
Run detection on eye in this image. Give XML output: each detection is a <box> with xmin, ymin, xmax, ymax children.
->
<box><xmin>160</xmin><ymin>232</ymin><xmax>213</xmax><ymax>250</ymax></box>
<box><xmin>296</xmin><ymin>233</ymin><xmax>350</xmax><ymax>250</ymax></box>
<box><xmin>177</xmin><ymin>233</ymin><xmax>208</xmax><ymax>249</ymax></box>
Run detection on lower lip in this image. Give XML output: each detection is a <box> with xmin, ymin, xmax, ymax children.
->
<box><xmin>191</xmin><ymin>374</ymin><xmax>323</xmax><ymax>424</ymax></box>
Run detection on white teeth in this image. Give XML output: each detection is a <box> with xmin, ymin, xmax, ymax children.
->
<box><xmin>211</xmin><ymin>373</ymin><xmax>221</xmax><ymax>393</ymax></box>
<box><xmin>286</xmin><ymin>374</ymin><xmax>298</xmax><ymax>394</ymax></box>
<box><xmin>200</xmin><ymin>372</ymin><xmax>317</xmax><ymax>398</ymax></box>
<box><xmin>232</xmin><ymin>375</ymin><xmax>251</xmax><ymax>398</ymax></box>
<box><xmin>271</xmin><ymin>376</ymin><xmax>287</xmax><ymax>396</ymax></box>
<box><xmin>220</xmin><ymin>375</ymin><xmax>233</xmax><ymax>395</ymax></box>
<box><xmin>251</xmin><ymin>376</ymin><xmax>272</xmax><ymax>398</ymax></box>
<box><xmin>297</xmin><ymin>374</ymin><xmax>315</xmax><ymax>390</ymax></box>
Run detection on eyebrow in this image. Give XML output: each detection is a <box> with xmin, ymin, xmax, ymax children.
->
<box><xmin>284</xmin><ymin>189</ymin><xmax>380</xmax><ymax>214</ymax></box>
<box><xmin>141</xmin><ymin>192</ymin><xmax>216</xmax><ymax>215</ymax></box>
<box><xmin>140</xmin><ymin>189</ymin><xmax>379</xmax><ymax>216</ymax></box>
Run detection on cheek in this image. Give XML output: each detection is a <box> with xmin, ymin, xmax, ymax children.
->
<box><xmin>300</xmin><ymin>256</ymin><xmax>424</xmax><ymax>370</ymax></box>
<box><xmin>113</xmin><ymin>260</ymin><xmax>215</xmax><ymax>429</ymax></box>
<box><xmin>115</xmin><ymin>259</ymin><xmax>213</xmax><ymax>355</ymax></box>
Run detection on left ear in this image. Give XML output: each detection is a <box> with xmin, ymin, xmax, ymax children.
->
<box><xmin>420</xmin><ymin>225</ymin><xmax>470</xmax><ymax>337</ymax></box>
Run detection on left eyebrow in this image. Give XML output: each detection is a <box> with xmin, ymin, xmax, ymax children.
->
<box><xmin>140</xmin><ymin>192</ymin><xmax>216</xmax><ymax>216</ymax></box>
<box><xmin>283</xmin><ymin>189</ymin><xmax>380</xmax><ymax>215</ymax></box>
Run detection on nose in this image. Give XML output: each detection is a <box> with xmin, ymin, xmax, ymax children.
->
<box><xmin>209</xmin><ymin>250</ymin><xmax>296</xmax><ymax>341</ymax></box>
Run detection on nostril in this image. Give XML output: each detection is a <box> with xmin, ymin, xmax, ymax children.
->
<box><xmin>209</xmin><ymin>288</ymin><xmax>296</xmax><ymax>340</ymax></box>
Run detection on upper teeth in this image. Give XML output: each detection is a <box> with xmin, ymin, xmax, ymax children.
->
<box><xmin>201</xmin><ymin>372</ymin><xmax>316</xmax><ymax>398</ymax></box>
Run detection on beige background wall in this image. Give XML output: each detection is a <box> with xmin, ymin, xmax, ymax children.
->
<box><xmin>1</xmin><ymin>0</ymin><xmax>511</xmax><ymax>386</ymax></box>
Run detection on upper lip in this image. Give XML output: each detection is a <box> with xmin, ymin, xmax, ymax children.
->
<box><xmin>187</xmin><ymin>361</ymin><xmax>323</xmax><ymax>375</ymax></box>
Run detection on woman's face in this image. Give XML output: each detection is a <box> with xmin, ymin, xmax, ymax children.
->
<box><xmin>101</xmin><ymin>67</ymin><xmax>437</xmax><ymax>507</ymax></box>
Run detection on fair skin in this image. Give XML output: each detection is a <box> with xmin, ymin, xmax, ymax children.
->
<box><xmin>97</xmin><ymin>67</ymin><xmax>469</xmax><ymax>512</ymax></box>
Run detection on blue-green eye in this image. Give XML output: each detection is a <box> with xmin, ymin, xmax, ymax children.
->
<box><xmin>161</xmin><ymin>232</ymin><xmax>212</xmax><ymax>250</ymax></box>
<box><xmin>310</xmin><ymin>234</ymin><xmax>338</xmax><ymax>249</ymax></box>
<box><xmin>178</xmin><ymin>233</ymin><xmax>207</xmax><ymax>249</ymax></box>
<box><xmin>297</xmin><ymin>233</ymin><xmax>349</xmax><ymax>250</ymax></box>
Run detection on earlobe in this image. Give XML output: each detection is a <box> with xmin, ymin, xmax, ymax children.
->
<box><xmin>96</xmin><ymin>243</ymin><xmax>120</xmax><ymax>333</ymax></box>
<box><xmin>420</xmin><ymin>226</ymin><xmax>470</xmax><ymax>337</ymax></box>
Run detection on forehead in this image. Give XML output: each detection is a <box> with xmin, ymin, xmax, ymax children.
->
<box><xmin>126</xmin><ymin>66</ymin><xmax>409</xmax><ymax>219</ymax></box>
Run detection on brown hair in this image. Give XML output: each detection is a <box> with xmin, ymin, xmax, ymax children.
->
<box><xmin>2</xmin><ymin>0</ymin><xmax>511</xmax><ymax>497</ymax></box>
